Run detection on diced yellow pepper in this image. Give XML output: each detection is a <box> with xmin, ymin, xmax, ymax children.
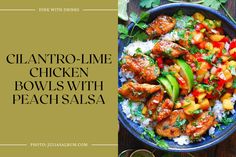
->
<box><xmin>142</xmin><ymin>106</ymin><xmax>147</xmax><ymax>115</ymax></box>
<box><xmin>221</xmin><ymin>93</ymin><xmax>232</xmax><ymax>102</ymax></box>
<box><xmin>193</xmin><ymin>12</ymin><xmax>205</xmax><ymax>22</ymax></box>
<box><xmin>197</xmin><ymin>93</ymin><xmax>207</xmax><ymax>103</ymax></box>
<box><xmin>223</xmin><ymin>99</ymin><xmax>234</xmax><ymax>110</ymax></box>
<box><xmin>209</xmin><ymin>34</ymin><xmax>225</xmax><ymax>42</ymax></box>
<box><xmin>205</xmin><ymin>42</ymin><xmax>213</xmax><ymax>51</ymax></box>
<box><xmin>184</xmin><ymin>103</ymin><xmax>200</xmax><ymax>115</ymax></box>
<box><xmin>175</xmin><ymin>102</ymin><xmax>182</xmax><ymax>109</ymax></box>
<box><xmin>224</xmin><ymin>69</ymin><xmax>233</xmax><ymax>80</ymax></box>
<box><xmin>221</xmin><ymin>56</ymin><xmax>229</xmax><ymax>62</ymax></box>
<box><xmin>200</xmin><ymin>98</ymin><xmax>210</xmax><ymax>110</ymax></box>
<box><xmin>225</xmin><ymin>79</ymin><xmax>233</xmax><ymax>88</ymax></box>
<box><xmin>229</xmin><ymin>48</ymin><xmax>236</xmax><ymax>55</ymax></box>
<box><xmin>228</xmin><ymin>61</ymin><xmax>236</xmax><ymax>67</ymax></box>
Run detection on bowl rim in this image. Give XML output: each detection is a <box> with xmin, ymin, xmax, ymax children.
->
<box><xmin>118</xmin><ymin>3</ymin><xmax>236</xmax><ymax>152</ymax></box>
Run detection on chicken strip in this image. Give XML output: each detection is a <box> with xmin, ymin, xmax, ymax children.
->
<box><xmin>186</xmin><ymin>112</ymin><xmax>216</xmax><ymax>140</ymax></box>
<box><xmin>146</xmin><ymin>89</ymin><xmax>174</xmax><ymax>122</ymax></box>
<box><xmin>121</xmin><ymin>54</ymin><xmax>160</xmax><ymax>83</ymax></box>
<box><xmin>152</xmin><ymin>40</ymin><xmax>189</xmax><ymax>58</ymax></box>
<box><xmin>156</xmin><ymin>110</ymin><xmax>188</xmax><ymax>138</ymax></box>
<box><xmin>146</xmin><ymin>15</ymin><xmax>176</xmax><ymax>38</ymax></box>
<box><xmin>118</xmin><ymin>82</ymin><xmax>162</xmax><ymax>101</ymax></box>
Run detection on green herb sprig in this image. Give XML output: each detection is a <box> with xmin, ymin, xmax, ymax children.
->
<box><xmin>140</xmin><ymin>0</ymin><xmax>161</xmax><ymax>9</ymax></box>
<box><xmin>118</xmin><ymin>12</ymin><xmax>150</xmax><ymax>42</ymax></box>
<box><xmin>141</xmin><ymin>127</ymin><xmax>169</xmax><ymax>149</ymax></box>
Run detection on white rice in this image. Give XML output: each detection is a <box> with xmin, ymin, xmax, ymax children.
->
<box><xmin>119</xmin><ymin>70</ymin><xmax>134</xmax><ymax>83</ymax></box>
<box><xmin>160</xmin><ymin>29</ymin><xmax>180</xmax><ymax>41</ymax></box>
<box><xmin>209</xmin><ymin>127</ymin><xmax>215</xmax><ymax>135</ymax></box>
<box><xmin>212</xmin><ymin>100</ymin><xmax>225</xmax><ymax>121</ymax></box>
<box><xmin>124</xmin><ymin>40</ymin><xmax>154</xmax><ymax>56</ymax></box>
<box><xmin>121</xmin><ymin>99</ymin><xmax>152</xmax><ymax>128</ymax></box>
<box><xmin>173</xmin><ymin>135</ymin><xmax>190</xmax><ymax>145</ymax></box>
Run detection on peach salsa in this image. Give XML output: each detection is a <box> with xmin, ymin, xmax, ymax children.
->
<box><xmin>118</xmin><ymin>10</ymin><xmax>236</xmax><ymax>148</ymax></box>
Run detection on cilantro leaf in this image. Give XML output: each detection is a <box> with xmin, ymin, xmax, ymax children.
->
<box><xmin>118</xmin><ymin>24</ymin><xmax>129</xmax><ymax>39</ymax></box>
<box><xmin>132</xmin><ymin>31</ymin><xmax>148</xmax><ymax>41</ymax></box>
<box><xmin>203</xmin><ymin>0</ymin><xmax>227</xmax><ymax>10</ymax></box>
<box><xmin>177</xmin><ymin>29</ymin><xmax>186</xmax><ymax>39</ymax></box>
<box><xmin>189</xmin><ymin>45</ymin><xmax>200</xmax><ymax>54</ymax></box>
<box><xmin>142</xmin><ymin>128</ymin><xmax>169</xmax><ymax>149</ymax></box>
<box><xmin>191</xmin><ymin>109</ymin><xmax>203</xmax><ymax>114</ymax></box>
<box><xmin>130</xmin><ymin>12</ymin><xmax>139</xmax><ymax>23</ymax></box>
<box><xmin>229</xmin><ymin>66</ymin><xmax>236</xmax><ymax>76</ymax></box>
<box><xmin>233</xmin><ymin>79</ymin><xmax>236</xmax><ymax>88</ymax></box>
<box><xmin>140</xmin><ymin>0</ymin><xmax>160</xmax><ymax>9</ymax></box>
<box><xmin>139</xmin><ymin>12</ymin><xmax>150</xmax><ymax>22</ymax></box>
<box><xmin>174</xmin><ymin>116</ymin><xmax>187</xmax><ymax>129</ymax></box>
<box><xmin>203</xmin><ymin>54</ymin><xmax>214</xmax><ymax>63</ymax></box>
<box><xmin>136</xmin><ymin>22</ymin><xmax>148</xmax><ymax>30</ymax></box>
<box><xmin>221</xmin><ymin>116</ymin><xmax>233</xmax><ymax>125</ymax></box>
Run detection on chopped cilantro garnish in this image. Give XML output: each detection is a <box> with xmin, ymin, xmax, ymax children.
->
<box><xmin>229</xmin><ymin>65</ymin><xmax>236</xmax><ymax>76</ymax></box>
<box><xmin>118</xmin><ymin>94</ymin><xmax>124</xmax><ymax>102</ymax></box>
<box><xmin>189</xmin><ymin>45</ymin><xmax>200</xmax><ymax>54</ymax></box>
<box><xmin>174</xmin><ymin>116</ymin><xmax>187</xmax><ymax>129</ymax></box>
<box><xmin>221</xmin><ymin>116</ymin><xmax>233</xmax><ymax>125</ymax></box>
<box><xmin>233</xmin><ymin>78</ymin><xmax>236</xmax><ymax>88</ymax></box>
<box><xmin>177</xmin><ymin>29</ymin><xmax>186</xmax><ymax>39</ymax></box>
<box><xmin>142</xmin><ymin>128</ymin><xmax>169</xmax><ymax>149</ymax></box>
<box><xmin>203</xmin><ymin>54</ymin><xmax>214</xmax><ymax>63</ymax></box>
<box><xmin>191</xmin><ymin>109</ymin><xmax>203</xmax><ymax>114</ymax></box>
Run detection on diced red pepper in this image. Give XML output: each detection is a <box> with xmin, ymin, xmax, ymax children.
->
<box><xmin>206</xmin><ymin>93</ymin><xmax>218</xmax><ymax>99</ymax></box>
<box><xmin>216</xmin><ymin>67</ymin><xmax>222</xmax><ymax>73</ymax></box>
<box><xmin>192</xmin><ymin>90</ymin><xmax>201</xmax><ymax>97</ymax></box>
<box><xmin>195</xmin><ymin>23</ymin><xmax>205</xmax><ymax>32</ymax></box>
<box><xmin>198</xmin><ymin>41</ymin><xmax>207</xmax><ymax>49</ymax></box>
<box><xmin>231</xmin><ymin>52</ymin><xmax>236</xmax><ymax>59</ymax></box>
<box><xmin>216</xmin><ymin>50</ymin><xmax>223</xmax><ymax>58</ymax></box>
<box><xmin>220</xmin><ymin>37</ymin><xmax>230</xmax><ymax>43</ymax></box>
<box><xmin>212</xmin><ymin>42</ymin><xmax>224</xmax><ymax>50</ymax></box>
<box><xmin>156</xmin><ymin>57</ymin><xmax>164</xmax><ymax>69</ymax></box>
<box><xmin>229</xmin><ymin>39</ymin><xmax>236</xmax><ymax>50</ymax></box>
<box><xmin>216</xmin><ymin>79</ymin><xmax>226</xmax><ymax>90</ymax></box>
<box><xmin>203</xmin><ymin>78</ymin><xmax>209</xmax><ymax>84</ymax></box>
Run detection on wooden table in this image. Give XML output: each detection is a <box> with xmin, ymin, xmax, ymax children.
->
<box><xmin>118</xmin><ymin>0</ymin><xmax>236</xmax><ymax>156</ymax></box>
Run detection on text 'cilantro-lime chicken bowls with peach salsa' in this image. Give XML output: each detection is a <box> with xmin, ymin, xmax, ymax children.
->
<box><xmin>118</xmin><ymin>4</ymin><xmax>236</xmax><ymax>152</ymax></box>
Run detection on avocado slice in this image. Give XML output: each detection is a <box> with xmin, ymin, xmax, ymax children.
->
<box><xmin>176</xmin><ymin>59</ymin><xmax>194</xmax><ymax>93</ymax></box>
<box><xmin>166</xmin><ymin>74</ymin><xmax>179</xmax><ymax>102</ymax></box>
<box><xmin>158</xmin><ymin>77</ymin><xmax>175</xmax><ymax>102</ymax></box>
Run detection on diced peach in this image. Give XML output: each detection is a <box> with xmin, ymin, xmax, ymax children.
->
<box><xmin>199</xmin><ymin>98</ymin><xmax>210</xmax><ymax>110</ymax></box>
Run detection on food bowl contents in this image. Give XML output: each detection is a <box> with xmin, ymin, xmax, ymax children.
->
<box><xmin>119</xmin><ymin>149</ymin><xmax>134</xmax><ymax>157</ymax></box>
<box><xmin>130</xmin><ymin>149</ymin><xmax>155</xmax><ymax>157</ymax></box>
<box><xmin>119</xmin><ymin>10</ymin><xmax>236</xmax><ymax>147</ymax></box>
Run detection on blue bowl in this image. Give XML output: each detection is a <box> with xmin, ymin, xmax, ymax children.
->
<box><xmin>118</xmin><ymin>3</ymin><xmax>236</xmax><ymax>152</ymax></box>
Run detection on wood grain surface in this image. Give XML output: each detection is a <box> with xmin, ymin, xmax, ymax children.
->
<box><xmin>118</xmin><ymin>0</ymin><xmax>236</xmax><ymax>156</ymax></box>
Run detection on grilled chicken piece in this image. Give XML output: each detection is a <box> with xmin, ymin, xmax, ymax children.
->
<box><xmin>156</xmin><ymin>99</ymin><xmax>174</xmax><ymax>122</ymax></box>
<box><xmin>118</xmin><ymin>82</ymin><xmax>162</xmax><ymax>101</ymax></box>
<box><xmin>152</xmin><ymin>40</ymin><xmax>189</xmax><ymax>58</ymax></box>
<box><xmin>121</xmin><ymin>54</ymin><xmax>160</xmax><ymax>83</ymax></box>
<box><xmin>146</xmin><ymin>88</ymin><xmax>164</xmax><ymax>111</ymax></box>
<box><xmin>186</xmin><ymin>112</ymin><xmax>216</xmax><ymax>140</ymax></box>
<box><xmin>156</xmin><ymin>110</ymin><xmax>188</xmax><ymax>138</ymax></box>
<box><xmin>146</xmin><ymin>90</ymin><xmax>174</xmax><ymax>122</ymax></box>
<box><xmin>146</xmin><ymin>15</ymin><xmax>176</xmax><ymax>38</ymax></box>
